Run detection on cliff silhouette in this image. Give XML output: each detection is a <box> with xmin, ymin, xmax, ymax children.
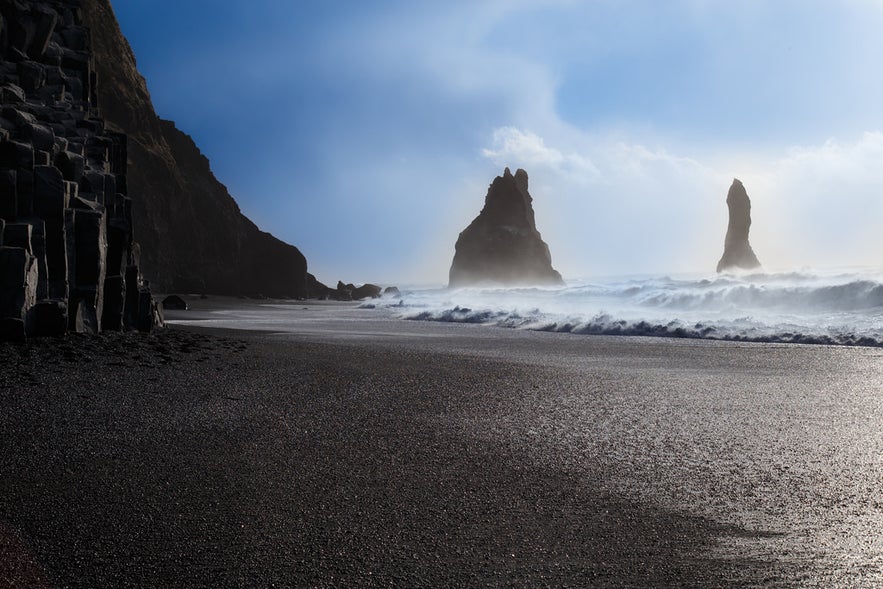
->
<box><xmin>80</xmin><ymin>0</ymin><xmax>308</xmax><ymax>297</ymax></box>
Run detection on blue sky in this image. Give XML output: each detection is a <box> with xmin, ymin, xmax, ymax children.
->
<box><xmin>112</xmin><ymin>0</ymin><xmax>883</xmax><ymax>284</ymax></box>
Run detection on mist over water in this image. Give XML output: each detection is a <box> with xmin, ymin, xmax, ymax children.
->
<box><xmin>370</xmin><ymin>268</ymin><xmax>883</xmax><ymax>347</ymax></box>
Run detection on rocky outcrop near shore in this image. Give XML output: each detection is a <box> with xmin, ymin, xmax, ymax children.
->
<box><xmin>449</xmin><ymin>168</ymin><xmax>563</xmax><ymax>287</ymax></box>
<box><xmin>78</xmin><ymin>0</ymin><xmax>308</xmax><ymax>298</ymax></box>
<box><xmin>716</xmin><ymin>178</ymin><xmax>762</xmax><ymax>273</ymax></box>
<box><xmin>0</xmin><ymin>0</ymin><xmax>162</xmax><ymax>340</ymax></box>
<box><xmin>305</xmin><ymin>273</ymin><xmax>389</xmax><ymax>301</ymax></box>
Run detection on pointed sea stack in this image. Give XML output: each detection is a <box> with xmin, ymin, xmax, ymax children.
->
<box><xmin>716</xmin><ymin>178</ymin><xmax>762</xmax><ymax>273</ymax></box>
<box><xmin>449</xmin><ymin>168</ymin><xmax>563</xmax><ymax>287</ymax></box>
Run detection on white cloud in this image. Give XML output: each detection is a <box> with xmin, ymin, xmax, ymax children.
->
<box><xmin>481</xmin><ymin>127</ymin><xmax>601</xmax><ymax>181</ymax></box>
<box><xmin>749</xmin><ymin>132</ymin><xmax>883</xmax><ymax>269</ymax></box>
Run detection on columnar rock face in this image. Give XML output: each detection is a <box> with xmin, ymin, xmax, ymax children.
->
<box><xmin>716</xmin><ymin>178</ymin><xmax>762</xmax><ymax>273</ymax></box>
<box><xmin>0</xmin><ymin>0</ymin><xmax>162</xmax><ymax>339</ymax></box>
<box><xmin>449</xmin><ymin>168</ymin><xmax>563</xmax><ymax>287</ymax></box>
<box><xmin>79</xmin><ymin>0</ymin><xmax>308</xmax><ymax>298</ymax></box>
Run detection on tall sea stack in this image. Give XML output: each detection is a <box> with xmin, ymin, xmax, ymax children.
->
<box><xmin>449</xmin><ymin>168</ymin><xmax>563</xmax><ymax>287</ymax></box>
<box><xmin>716</xmin><ymin>178</ymin><xmax>761</xmax><ymax>273</ymax></box>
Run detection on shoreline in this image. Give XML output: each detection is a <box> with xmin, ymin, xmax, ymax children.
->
<box><xmin>162</xmin><ymin>292</ymin><xmax>883</xmax><ymax>350</ymax></box>
<box><xmin>2</xmin><ymin>315</ymin><xmax>881</xmax><ymax>586</ymax></box>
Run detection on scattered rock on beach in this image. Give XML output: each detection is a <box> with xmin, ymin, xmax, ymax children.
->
<box><xmin>162</xmin><ymin>294</ymin><xmax>189</xmax><ymax>310</ymax></box>
<box><xmin>352</xmin><ymin>283</ymin><xmax>382</xmax><ymax>300</ymax></box>
<box><xmin>304</xmin><ymin>276</ymin><xmax>389</xmax><ymax>301</ymax></box>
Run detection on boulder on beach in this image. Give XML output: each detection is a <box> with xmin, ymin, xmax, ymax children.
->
<box><xmin>162</xmin><ymin>295</ymin><xmax>189</xmax><ymax>310</ymax></box>
<box><xmin>332</xmin><ymin>281</ymin><xmax>383</xmax><ymax>301</ymax></box>
<box><xmin>449</xmin><ymin>168</ymin><xmax>563</xmax><ymax>287</ymax></box>
<box><xmin>305</xmin><ymin>275</ymin><xmax>389</xmax><ymax>301</ymax></box>
<box><xmin>716</xmin><ymin>179</ymin><xmax>762</xmax><ymax>273</ymax></box>
<box><xmin>352</xmin><ymin>283</ymin><xmax>382</xmax><ymax>300</ymax></box>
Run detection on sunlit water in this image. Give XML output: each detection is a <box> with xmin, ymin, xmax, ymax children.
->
<box><xmin>369</xmin><ymin>267</ymin><xmax>883</xmax><ymax>347</ymax></box>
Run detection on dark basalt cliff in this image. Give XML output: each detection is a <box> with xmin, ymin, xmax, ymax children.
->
<box><xmin>79</xmin><ymin>0</ymin><xmax>307</xmax><ymax>297</ymax></box>
<box><xmin>449</xmin><ymin>168</ymin><xmax>563</xmax><ymax>287</ymax></box>
<box><xmin>0</xmin><ymin>0</ymin><xmax>164</xmax><ymax>339</ymax></box>
<box><xmin>716</xmin><ymin>178</ymin><xmax>761</xmax><ymax>273</ymax></box>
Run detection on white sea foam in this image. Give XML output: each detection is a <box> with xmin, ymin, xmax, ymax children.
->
<box><xmin>367</xmin><ymin>268</ymin><xmax>883</xmax><ymax>347</ymax></box>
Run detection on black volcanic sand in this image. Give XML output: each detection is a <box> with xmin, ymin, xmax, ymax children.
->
<box><xmin>0</xmin><ymin>325</ymin><xmax>855</xmax><ymax>587</ymax></box>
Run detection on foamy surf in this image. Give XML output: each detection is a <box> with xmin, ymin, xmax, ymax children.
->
<box><xmin>368</xmin><ymin>269</ymin><xmax>883</xmax><ymax>347</ymax></box>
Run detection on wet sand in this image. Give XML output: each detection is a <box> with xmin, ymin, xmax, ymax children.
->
<box><xmin>1</xmin><ymin>303</ymin><xmax>881</xmax><ymax>587</ymax></box>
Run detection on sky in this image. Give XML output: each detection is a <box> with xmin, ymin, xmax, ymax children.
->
<box><xmin>111</xmin><ymin>0</ymin><xmax>883</xmax><ymax>285</ymax></box>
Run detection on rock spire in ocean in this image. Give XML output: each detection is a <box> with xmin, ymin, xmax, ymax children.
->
<box><xmin>716</xmin><ymin>178</ymin><xmax>762</xmax><ymax>273</ymax></box>
<box><xmin>449</xmin><ymin>168</ymin><xmax>563</xmax><ymax>287</ymax></box>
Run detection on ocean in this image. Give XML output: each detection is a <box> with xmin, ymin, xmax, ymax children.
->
<box><xmin>367</xmin><ymin>267</ymin><xmax>883</xmax><ymax>347</ymax></box>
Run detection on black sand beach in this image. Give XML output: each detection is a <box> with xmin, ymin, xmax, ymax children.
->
<box><xmin>1</xmin><ymin>303</ymin><xmax>881</xmax><ymax>587</ymax></box>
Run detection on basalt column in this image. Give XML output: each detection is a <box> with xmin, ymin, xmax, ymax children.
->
<box><xmin>0</xmin><ymin>0</ymin><xmax>162</xmax><ymax>339</ymax></box>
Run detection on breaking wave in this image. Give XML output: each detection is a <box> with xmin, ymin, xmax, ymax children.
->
<box><xmin>368</xmin><ymin>269</ymin><xmax>883</xmax><ymax>347</ymax></box>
